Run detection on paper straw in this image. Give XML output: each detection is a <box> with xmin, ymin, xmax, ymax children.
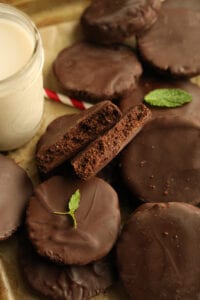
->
<box><xmin>44</xmin><ymin>88</ymin><xmax>93</xmax><ymax>110</ymax></box>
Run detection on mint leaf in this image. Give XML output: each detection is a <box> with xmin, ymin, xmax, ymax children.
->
<box><xmin>68</xmin><ymin>189</ymin><xmax>80</xmax><ymax>213</ymax></box>
<box><xmin>144</xmin><ymin>88</ymin><xmax>192</xmax><ymax>108</ymax></box>
<box><xmin>53</xmin><ymin>189</ymin><xmax>80</xmax><ymax>229</ymax></box>
<box><xmin>67</xmin><ymin>212</ymin><xmax>77</xmax><ymax>229</ymax></box>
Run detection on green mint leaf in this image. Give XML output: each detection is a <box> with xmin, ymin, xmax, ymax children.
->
<box><xmin>68</xmin><ymin>189</ymin><xmax>80</xmax><ymax>213</ymax></box>
<box><xmin>144</xmin><ymin>88</ymin><xmax>192</xmax><ymax>108</ymax></box>
<box><xmin>53</xmin><ymin>189</ymin><xmax>80</xmax><ymax>229</ymax></box>
<box><xmin>68</xmin><ymin>211</ymin><xmax>77</xmax><ymax>229</ymax></box>
<box><xmin>53</xmin><ymin>212</ymin><xmax>68</xmax><ymax>215</ymax></box>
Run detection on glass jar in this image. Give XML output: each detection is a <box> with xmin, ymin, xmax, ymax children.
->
<box><xmin>0</xmin><ymin>4</ymin><xmax>44</xmax><ymax>151</ymax></box>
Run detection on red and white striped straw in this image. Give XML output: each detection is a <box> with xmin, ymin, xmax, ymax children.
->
<box><xmin>44</xmin><ymin>88</ymin><xmax>93</xmax><ymax>110</ymax></box>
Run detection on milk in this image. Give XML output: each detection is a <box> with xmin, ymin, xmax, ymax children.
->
<box><xmin>0</xmin><ymin>20</ymin><xmax>34</xmax><ymax>80</ymax></box>
<box><xmin>0</xmin><ymin>4</ymin><xmax>44</xmax><ymax>150</ymax></box>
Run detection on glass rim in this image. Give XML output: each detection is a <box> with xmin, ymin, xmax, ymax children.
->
<box><xmin>0</xmin><ymin>3</ymin><xmax>42</xmax><ymax>86</ymax></box>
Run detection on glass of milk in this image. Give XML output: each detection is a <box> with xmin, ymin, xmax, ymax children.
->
<box><xmin>0</xmin><ymin>4</ymin><xmax>44</xmax><ymax>151</ymax></box>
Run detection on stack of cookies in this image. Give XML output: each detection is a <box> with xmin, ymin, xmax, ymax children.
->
<box><xmin>23</xmin><ymin>101</ymin><xmax>150</xmax><ymax>299</ymax></box>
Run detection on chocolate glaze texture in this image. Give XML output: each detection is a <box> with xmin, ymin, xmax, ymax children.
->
<box><xmin>26</xmin><ymin>176</ymin><xmax>121</xmax><ymax>265</ymax></box>
<box><xmin>53</xmin><ymin>42</ymin><xmax>142</xmax><ymax>102</ymax></box>
<box><xmin>21</xmin><ymin>240</ymin><xmax>115</xmax><ymax>300</ymax></box>
<box><xmin>81</xmin><ymin>0</ymin><xmax>162</xmax><ymax>44</ymax></box>
<box><xmin>138</xmin><ymin>8</ymin><xmax>200</xmax><ymax>77</ymax></box>
<box><xmin>0</xmin><ymin>154</ymin><xmax>33</xmax><ymax>240</ymax></box>
<box><xmin>117</xmin><ymin>202</ymin><xmax>200</xmax><ymax>300</ymax></box>
<box><xmin>121</xmin><ymin>117</ymin><xmax>200</xmax><ymax>205</ymax></box>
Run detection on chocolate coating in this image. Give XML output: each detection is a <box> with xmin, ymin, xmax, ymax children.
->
<box><xmin>81</xmin><ymin>0</ymin><xmax>162</xmax><ymax>44</ymax></box>
<box><xmin>53</xmin><ymin>42</ymin><xmax>142</xmax><ymax>103</ymax></box>
<box><xmin>21</xmin><ymin>240</ymin><xmax>115</xmax><ymax>300</ymax></box>
<box><xmin>121</xmin><ymin>117</ymin><xmax>200</xmax><ymax>205</ymax></box>
<box><xmin>26</xmin><ymin>176</ymin><xmax>121</xmax><ymax>265</ymax></box>
<box><xmin>0</xmin><ymin>154</ymin><xmax>33</xmax><ymax>240</ymax></box>
<box><xmin>119</xmin><ymin>73</ymin><xmax>200</xmax><ymax>124</ymax></box>
<box><xmin>36</xmin><ymin>101</ymin><xmax>122</xmax><ymax>174</ymax></box>
<box><xmin>138</xmin><ymin>8</ymin><xmax>200</xmax><ymax>77</ymax></box>
<box><xmin>117</xmin><ymin>202</ymin><xmax>200</xmax><ymax>300</ymax></box>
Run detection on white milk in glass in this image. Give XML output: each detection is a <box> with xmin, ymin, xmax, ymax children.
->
<box><xmin>0</xmin><ymin>4</ymin><xmax>44</xmax><ymax>151</ymax></box>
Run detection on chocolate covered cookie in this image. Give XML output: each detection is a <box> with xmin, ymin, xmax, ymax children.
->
<box><xmin>72</xmin><ymin>104</ymin><xmax>151</xmax><ymax>180</ymax></box>
<box><xmin>26</xmin><ymin>176</ymin><xmax>121</xmax><ymax>265</ymax></box>
<box><xmin>119</xmin><ymin>73</ymin><xmax>200</xmax><ymax>124</ymax></box>
<box><xmin>53</xmin><ymin>42</ymin><xmax>142</xmax><ymax>103</ymax></box>
<box><xmin>81</xmin><ymin>0</ymin><xmax>163</xmax><ymax>44</ymax></box>
<box><xmin>121</xmin><ymin>117</ymin><xmax>200</xmax><ymax>205</ymax></box>
<box><xmin>21</xmin><ymin>240</ymin><xmax>115</xmax><ymax>300</ymax></box>
<box><xmin>117</xmin><ymin>202</ymin><xmax>200</xmax><ymax>300</ymax></box>
<box><xmin>0</xmin><ymin>154</ymin><xmax>33</xmax><ymax>240</ymax></box>
<box><xmin>36</xmin><ymin>101</ymin><xmax>121</xmax><ymax>174</ymax></box>
<box><xmin>138</xmin><ymin>8</ymin><xmax>200</xmax><ymax>77</ymax></box>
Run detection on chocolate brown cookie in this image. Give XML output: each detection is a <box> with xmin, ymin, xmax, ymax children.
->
<box><xmin>36</xmin><ymin>101</ymin><xmax>121</xmax><ymax>174</ymax></box>
<box><xmin>72</xmin><ymin>104</ymin><xmax>151</xmax><ymax>180</ymax></box>
<box><xmin>53</xmin><ymin>42</ymin><xmax>142</xmax><ymax>103</ymax></box>
<box><xmin>117</xmin><ymin>202</ymin><xmax>200</xmax><ymax>300</ymax></box>
<box><xmin>121</xmin><ymin>117</ymin><xmax>200</xmax><ymax>205</ymax></box>
<box><xmin>21</xmin><ymin>239</ymin><xmax>115</xmax><ymax>300</ymax></box>
<box><xmin>0</xmin><ymin>154</ymin><xmax>33</xmax><ymax>240</ymax></box>
<box><xmin>138</xmin><ymin>8</ymin><xmax>200</xmax><ymax>77</ymax></box>
<box><xmin>81</xmin><ymin>0</ymin><xmax>163</xmax><ymax>44</ymax></box>
<box><xmin>26</xmin><ymin>176</ymin><xmax>121</xmax><ymax>265</ymax></box>
<box><xmin>119</xmin><ymin>73</ymin><xmax>200</xmax><ymax>124</ymax></box>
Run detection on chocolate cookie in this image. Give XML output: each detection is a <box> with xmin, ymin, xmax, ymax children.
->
<box><xmin>81</xmin><ymin>0</ymin><xmax>163</xmax><ymax>44</ymax></box>
<box><xmin>21</xmin><ymin>240</ymin><xmax>115</xmax><ymax>300</ymax></box>
<box><xmin>53</xmin><ymin>42</ymin><xmax>142</xmax><ymax>103</ymax></box>
<box><xmin>36</xmin><ymin>101</ymin><xmax>121</xmax><ymax>174</ymax></box>
<box><xmin>119</xmin><ymin>73</ymin><xmax>200</xmax><ymax>124</ymax></box>
<box><xmin>72</xmin><ymin>104</ymin><xmax>151</xmax><ymax>180</ymax></box>
<box><xmin>117</xmin><ymin>202</ymin><xmax>200</xmax><ymax>300</ymax></box>
<box><xmin>138</xmin><ymin>8</ymin><xmax>200</xmax><ymax>77</ymax></box>
<box><xmin>26</xmin><ymin>176</ymin><xmax>121</xmax><ymax>265</ymax></box>
<box><xmin>121</xmin><ymin>117</ymin><xmax>200</xmax><ymax>205</ymax></box>
<box><xmin>0</xmin><ymin>154</ymin><xmax>33</xmax><ymax>240</ymax></box>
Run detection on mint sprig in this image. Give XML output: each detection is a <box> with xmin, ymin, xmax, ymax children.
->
<box><xmin>53</xmin><ymin>189</ymin><xmax>80</xmax><ymax>229</ymax></box>
<box><xmin>144</xmin><ymin>88</ymin><xmax>192</xmax><ymax>108</ymax></box>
